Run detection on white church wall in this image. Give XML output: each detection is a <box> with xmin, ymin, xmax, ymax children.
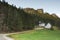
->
<box><xmin>45</xmin><ymin>23</ymin><xmax>51</xmax><ymax>29</ymax></box>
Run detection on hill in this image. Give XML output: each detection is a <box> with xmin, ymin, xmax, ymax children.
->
<box><xmin>0</xmin><ymin>1</ymin><xmax>60</xmax><ymax>33</ymax></box>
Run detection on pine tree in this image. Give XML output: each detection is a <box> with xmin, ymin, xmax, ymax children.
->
<box><xmin>2</xmin><ymin>0</ymin><xmax>5</xmax><ymax>2</ymax></box>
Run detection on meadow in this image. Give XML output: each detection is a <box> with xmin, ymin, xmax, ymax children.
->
<box><xmin>9</xmin><ymin>29</ymin><xmax>60</xmax><ymax>40</ymax></box>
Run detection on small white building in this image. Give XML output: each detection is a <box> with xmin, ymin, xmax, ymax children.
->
<box><xmin>39</xmin><ymin>21</ymin><xmax>51</xmax><ymax>29</ymax></box>
<box><xmin>45</xmin><ymin>23</ymin><xmax>51</xmax><ymax>29</ymax></box>
<box><xmin>39</xmin><ymin>21</ymin><xmax>45</xmax><ymax>27</ymax></box>
<box><xmin>39</xmin><ymin>23</ymin><xmax>45</xmax><ymax>27</ymax></box>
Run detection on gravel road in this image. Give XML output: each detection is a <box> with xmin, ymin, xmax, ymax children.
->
<box><xmin>0</xmin><ymin>34</ymin><xmax>13</xmax><ymax>40</ymax></box>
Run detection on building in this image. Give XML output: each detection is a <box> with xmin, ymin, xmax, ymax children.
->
<box><xmin>45</xmin><ymin>23</ymin><xmax>51</xmax><ymax>29</ymax></box>
<box><xmin>39</xmin><ymin>21</ymin><xmax>51</xmax><ymax>29</ymax></box>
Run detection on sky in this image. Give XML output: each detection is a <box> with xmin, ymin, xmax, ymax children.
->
<box><xmin>4</xmin><ymin>0</ymin><xmax>60</xmax><ymax>17</ymax></box>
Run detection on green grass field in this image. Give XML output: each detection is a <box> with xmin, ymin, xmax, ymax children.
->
<box><xmin>9</xmin><ymin>29</ymin><xmax>60</xmax><ymax>40</ymax></box>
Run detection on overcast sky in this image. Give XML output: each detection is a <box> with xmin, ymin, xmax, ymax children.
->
<box><xmin>4</xmin><ymin>0</ymin><xmax>60</xmax><ymax>17</ymax></box>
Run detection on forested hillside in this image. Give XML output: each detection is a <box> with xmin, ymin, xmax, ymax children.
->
<box><xmin>0</xmin><ymin>1</ymin><xmax>60</xmax><ymax>33</ymax></box>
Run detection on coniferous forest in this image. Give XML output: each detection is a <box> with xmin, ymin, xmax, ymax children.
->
<box><xmin>0</xmin><ymin>0</ymin><xmax>60</xmax><ymax>33</ymax></box>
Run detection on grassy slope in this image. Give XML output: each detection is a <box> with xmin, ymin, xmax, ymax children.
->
<box><xmin>9</xmin><ymin>30</ymin><xmax>60</xmax><ymax>40</ymax></box>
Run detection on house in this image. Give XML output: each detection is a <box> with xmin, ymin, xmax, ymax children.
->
<box><xmin>39</xmin><ymin>21</ymin><xmax>51</xmax><ymax>29</ymax></box>
<box><xmin>45</xmin><ymin>23</ymin><xmax>51</xmax><ymax>29</ymax></box>
<box><xmin>39</xmin><ymin>23</ymin><xmax>45</xmax><ymax>27</ymax></box>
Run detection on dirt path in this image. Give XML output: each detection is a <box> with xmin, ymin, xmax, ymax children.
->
<box><xmin>0</xmin><ymin>34</ymin><xmax>6</xmax><ymax>40</ymax></box>
<box><xmin>0</xmin><ymin>34</ymin><xmax>14</xmax><ymax>40</ymax></box>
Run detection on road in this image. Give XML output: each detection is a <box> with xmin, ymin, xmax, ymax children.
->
<box><xmin>0</xmin><ymin>34</ymin><xmax>13</xmax><ymax>40</ymax></box>
<box><xmin>0</xmin><ymin>34</ymin><xmax>6</xmax><ymax>40</ymax></box>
